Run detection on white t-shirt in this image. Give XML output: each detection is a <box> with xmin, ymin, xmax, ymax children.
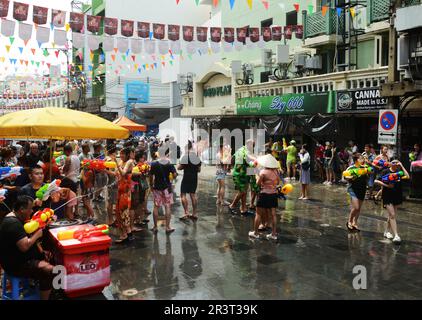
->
<box><xmin>66</xmin><ymin>155</ymin><xmax>81</xmax><ymax>183</ymax></box>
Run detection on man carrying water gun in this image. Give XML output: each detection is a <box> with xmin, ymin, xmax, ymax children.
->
<box><xmin>0</xmin><ymin>195</ymin><xmax>55</xmax><ymax>300</ymax></box>
<box><xmin>375</xmin><ymin>160</ymin><xmax>410</xmax><ymax>244</ymax></box>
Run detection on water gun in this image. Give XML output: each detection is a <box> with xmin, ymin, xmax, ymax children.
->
<box><xmin>373</xmin><ymin>159</ymin><xmax>390</xmax><ymax>168</ymax></box>
<box><xmin>381</xmin><ymin>171</ymin><xmax>405</xmax><ymax>184</ymax></box>
<box><xmin>81</xmin><ymin>159</ymin><xmax>116</xmax><ymax>171</ymax></box>
<box><xmin>132</xmin><ymin>162</ymin><xmax>151</xmax><ymax>175</ymax></box>
<box><xmin>409</xmin><ymin>152</ymin><xmax>416</xmax><ymax>162</ymax></box>
<box><xmin>283</xmin><ymin>138</ymin><xmax>288</xmax><ymax>150</ymax></box>
<box><xmin>53</xmin><ymin>151</ymin><xmax>63</xmax><ymax>158</ymax></box>
<box><xmin>0</xmin><ymin>166</ymin><xmax>23</xmax><ymax>180</ymax></box>
<box><xmin>248</xmin><ymin>160</ymin><xmax>258</xmax><ymax>167</ymax></box>
<box><xmin>0</xmin><ymin>188</ymin><xmax>7</xmax><ymax>198</ymax></box>
<box><xmin>57</xmin><ymin>224</ymin><xmax>109</xmax><ymax>241</ymax></box>
<box><xmin>343</xmin><ymin>166</ymin><xmax>373</xmax><ymax>179</ymax></box>
<box><xmin>24</xmin><ymin>208</ymin><xmax>55</xmax><ymax>234</ymax></box>
<box><xmin>36</xmin><ymin>179</ymin><xmax>61</xmax><ymax>201</ymax></box>
<box><xmin>169</xmin><ymin>172</ymin><xmax>174</xmax><ymax>182</ymax></box>
<box><xmin>276</xmin><ymin>183</ymin><xmax>293</xmax><ymax>199</ymax></box>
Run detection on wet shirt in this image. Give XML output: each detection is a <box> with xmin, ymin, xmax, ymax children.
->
<box><xmin>380</xmin><ymin>168</ymin><xmax>403</xmax><ymax>195</ymax></box>
<box><xmin>179</xmin><ymin>152</ymin><xmax>201</xmax><ymax>183</ymax></box>
<box><xmin>0</xmin><ymin>216</ymin><xmax>43</xmax><ymax>272</ymax></box>
<box><xmin>259</xmin><ymin>169</ymin><xmax>280</xmax><ymax>194</ymax></box>
<box><xmin>286</xmin><ymin>145</ymin><xmax>297</xmax><ymax>162</ymax></box>
<box><xmin>150</xmin><ymin>160</ymin><xmax>176</xmax><ymax>191</ymax></box>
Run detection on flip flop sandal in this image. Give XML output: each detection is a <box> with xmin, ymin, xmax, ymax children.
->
<box><xmin>346</xmin><ymin>222</ymin><xmax>354</xmax><ymax>232</ymax></box>
<box><xmin>166</xmin><ymin>229</ymin><xmax>175</xmax><ymax>234</ymax></box>
<box><xmin>228</xmin><ymin>207</ymin><xmax>237</xmax><ymax>215</ymax></box>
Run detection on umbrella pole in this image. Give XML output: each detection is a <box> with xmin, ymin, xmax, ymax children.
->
<box><xmin>49</xmin><ymin>139</ymin><xmax>54</xmax><ymax>183</ymax></box>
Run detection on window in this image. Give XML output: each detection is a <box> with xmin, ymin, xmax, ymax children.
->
<box><xmin>261</xmin><ymin>18</ymin><xmax>273</xmax><ymax>28</ymax></box>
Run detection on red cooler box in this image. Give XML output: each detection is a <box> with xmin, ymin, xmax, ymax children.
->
<box><xmin>49</xmin><ymin>224</ymin><xmax>112</xmax><ymax>298</ymax></box>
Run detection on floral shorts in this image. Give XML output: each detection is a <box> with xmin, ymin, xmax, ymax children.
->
<box><xmin>152</xmin><ymin>189</ymin><xmax>174</xmax><ymax>207</ymax></box>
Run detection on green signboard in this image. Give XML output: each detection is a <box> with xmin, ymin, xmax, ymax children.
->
<box><xmin>236</xmin><ymin>91</ymin><xmax>335</xmax><ymax>116</ymax></box>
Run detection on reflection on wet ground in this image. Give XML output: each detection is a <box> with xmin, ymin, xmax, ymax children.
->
<box><xmin>95</xmin><ymin>167</ymin><xmax>422</xmax><ymax>300</ymax></box>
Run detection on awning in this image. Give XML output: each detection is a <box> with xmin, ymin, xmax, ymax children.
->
<box><xmin>113</xmin><ymin>116</ymin><xmax>147</xmax><ymax>132</ymax></box>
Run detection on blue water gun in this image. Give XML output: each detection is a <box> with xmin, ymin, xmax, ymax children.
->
<box><xmin>0</xmin><ymin>166</ymin><xmax>23</xmax><ymax>180</ymax></box>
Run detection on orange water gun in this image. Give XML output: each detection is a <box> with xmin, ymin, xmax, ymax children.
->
<box><xmin>57</xmin><ymin>224</ymin><xmax>109</xmax><ymax>241</ymax></box>
<box><xmin>24</xmin><ymin>208</ymin><xmax>55</xmax><ymax>234</ymax></box>
<box><xmin>81</xmin><ymin>159</ymin><xmax>116</xmax><ymax>171</ymax></box>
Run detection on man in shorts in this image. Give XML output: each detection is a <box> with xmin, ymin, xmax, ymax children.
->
<box><xmin>149</xmin><ymin>149</ymin><xmax>177</xmax><ymax>234</ymax></box>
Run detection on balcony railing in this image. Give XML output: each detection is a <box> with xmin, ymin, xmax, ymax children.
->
<box><xmin>403</xmin><ymin>0</ymin><xmax>421</xmax><ymax>5</ymax></box>
<box><xmin>303</xmin><ymin>8</ymin><xmax>344</xmax><ymax>39</ymax></box>
<box><xmin>367</xmin><ymin>0</ymin><xmax>390</xmax><ymax>24</ymax></box>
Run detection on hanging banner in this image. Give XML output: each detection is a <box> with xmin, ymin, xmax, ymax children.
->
<box><xmin>210</xmin><ymin>27</ymin><xmax>221</xmax><ymax>43</ymax></box>
<box><xmin>121</xmin><ymin>19</ymin><xmax>134</xmax><ymax>37</ymax></box>
<box><xmin>249</xmin><ymin>27</ymin><xmax>259</xmax><ymax>42</ymax></box>
<box><xmin>224</xmin><ymin>27</ymin><xmax>234</xmax><ymax>43</ymax></box>
<box><xmin>36</xmin><ymin>25</ymin><xmax>50</xmax><ymax>43</ymax></box>
<box><xmin>237</xmin><ymin>92</ymin><xmax>335</xmax><ymax>116</ymax></box>
<box><xmin>52</xmin><ymin>9</ymin><xmax>66</xmax><ymax>28</ymax></box>
<box><xmin>1</xmin><ymin>19</ymin><xmax>15</xmax><ymax>37</ymax></box>
<box><xmin>153</xmin><ymin>23</ymin><xmax>165</xmax><ymax>40</ymax></box>
<box><xmin>262</xmin><ymin>27</ymin><xmax>271</xmax><ymax>42</ymax></box>
<box><xmin>54</xmin><ymin>29</ymin><xmax>67</xmax><ymax>46</ymax></box>
<box><xmin>104</xmin><ymin>17</ymin><xmax>118</xmax><ymax>35</ymax></box>
<box><xmin>0</xmin><ymin>0</ymin><xmax>9</xmax><ymax>18</ymax></box>
<box><xmin>284</xmin><ymin>25</ymin><xmax>292</xmax><ymax>40</ymax></box>
<box><xmin>72</xmin><ymin>31</ymin><xmax>84</xmax><ymax>48</ymax></box>
<box><xmin>117</xmin><ymin>37</ymin><xmax>129</xmax><ymax>53</ymax></box>
<box><xmin>138</xmin><ymin>22</ymin><xmax>150</xmax><ymax>38</ymax></box>
<box><xmin>131</xmin><ymin>38</ymin><xmax>142</xmax><ymax>54</ymax></box>
<box><xmin>18</xmin><ymin>22</ymin><xmax>32</xmax><ymax>41</ymax></box>
<box><xmin>197</xmin><ymin>27</ymin><xmax>207</xmax><ymax>42</ymax></box>
<box><xmin>295</xmin><ymin>25</ymin><xmax>303</xmax><ymax>39</ymax></box>
<box><xmin>272</xmin><ymin>26</ymin><xmax>282</xmax><ymax>41</ymax></box>
<box><xmin>69</xmin><ymin>12</ymin><xmax>84</xmax><ymax>33</ymax></box>
<box><xmin>87</xmin><ymin>34</ymin><xmax>100</xmax><ymax>50</ymax></box>
<box><xmin>103</xmin><ymin>36</ymin><xmax>114</xmax><ymax>52</ymax></box>
<box><xmin>168</xmin><ymin>24</ymin><xmax>180</xmax><ymax>41</ymax></box>
<box><xmin>336</xmin><ymin>88</ymin><xmax>388</xmax><ymax>113</ymax></box>
<box><xmin>87</xmin><ymin>15</ymin><xmax>101</xmax><ymax>33</ymax></box>
<box><xmin>183</xmin><ymin>26</ymin><xmax>194</xmax><ymax>42</ymax></box>
<box><xmin>33</xmin><ymin>5</ymin><xmax>48</xmax><ymax>25</ymax></box>
<box><xmin>13</xmin><ymin>2</ymin><xmax>29</xmax><ymax>21</ymax></box>
<box><xmin>237</xmin><ymin>27</ymin><xmax>246</xmax><ymax>43</ymax></box>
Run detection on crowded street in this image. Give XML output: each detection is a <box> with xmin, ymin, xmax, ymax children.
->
<box><xmin>100</xmin><ymin>166</ymin><xmax>422</xmax><ymax>300</ymax></box>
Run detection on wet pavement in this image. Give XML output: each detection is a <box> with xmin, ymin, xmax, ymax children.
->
<box><xmin>93</xmin><ymin>166</ymin><xmax>422</xmax><ymax>300</ymax></box>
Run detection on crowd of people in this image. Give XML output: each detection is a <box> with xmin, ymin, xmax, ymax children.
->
<box><xmin>0</xmin><ymin>134</ymin><xmax>420</xmax><ymax>299</ymax></box>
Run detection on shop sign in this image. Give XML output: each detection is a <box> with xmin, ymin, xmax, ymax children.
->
<box><xmin>204</xmin><ymin>85</ymin><xmax>232</xmax><ymax>98</ymax></box>
<box><xmin>337</xmin><ymin>88</ymin><xmax>387</xmax><ymax>112</ymax></box>
<box><xmin>236</xmin><ymin>91</ymin><xmax>334</xmax><ymax>116</ymax></box>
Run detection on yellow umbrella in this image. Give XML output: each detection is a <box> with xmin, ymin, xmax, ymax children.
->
<box><xmin>0</xmin><ymin>107</ymin><xmax>129</xmax><ymax>140</ymax></box>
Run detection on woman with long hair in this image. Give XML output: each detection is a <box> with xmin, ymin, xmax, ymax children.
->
<box><xmin>215</xmin><ymin>143</ymin><xmax>231</xmax><ymax>205</ymax></box>
<box><xmin>299</xmin><ymin>144</ymin><xmax>311</xmax><ymax>200</ymax></box>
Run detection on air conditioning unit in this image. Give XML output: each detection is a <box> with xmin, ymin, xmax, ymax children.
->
<box><xmin>305</xmin><ymin>56</ymin><xmax>322</xmax><ymax>70</ymax></box>
<box><xmin>261</xmin><ymin>49</ymin><xmax>273</xmax><ymax>66</ymax></box>
<box><xmin>294</xmin><ymin>54</ymin><xmax>307</xmax><ymax>67</ymax></box>
<box><xmin>276</xmin><ymin>45</ymin><xmax>290</xmax><ymax>64</ymax></box>
<box><xmin>398</xmin><ymin>34</ymin><xmax>409</xmax><ymax>70</ymax></box>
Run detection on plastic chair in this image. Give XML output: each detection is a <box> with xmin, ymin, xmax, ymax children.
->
<box><xmin>1</xmin><ymin>272</ymin><xmax>40</xmax><ymax>300</ymax></box>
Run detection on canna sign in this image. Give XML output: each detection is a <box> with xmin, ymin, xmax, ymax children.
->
<box><xmin>236</xmin><ymin>91</ymin><xmax>335</xmax><ymax>116</ymax></box>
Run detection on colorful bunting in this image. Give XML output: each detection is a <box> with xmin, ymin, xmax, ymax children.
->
<box><xmin>111</xmin><ymin>54</ymin><xmax>116</xmax><ymax>61</ymax></box>
<box><xmin>18</xmin><ymin>47</ymin><xmax>23</xmax><ymax>54</ymax></box>
<box><xmin>337</xmin><ymin>7</ymin><xmax>342</xmax><ymax>17</ymax></box>
<box><xmin>308</xmin><ymin>4</ymin><xmax>314</xmax><ymax>15</ymax></box>
<box><xmin>213</xmin><ymin>0</ymin><xmax>218</xmax><ymax>7</ymax></box>
<box><xmin>294</xmin><ymin>3</ymin><xmax>299</xmax><ymax>12</ymax></box>
<box><xmin>55</xmin><ymin>50</ymin><xmax>60</xmax><ymax>58</ymax></box>
<box><xmin>247</xmin><ymin>0</ymin><xmax>252</xmax><ymax>10</ymax></box>
<box><xmin>322</xmin><ymin>5</ymin><xmax>328</xmax><ymax>17</ymax></box>
<box><xmin>131</xmin><ymin>55</ymin><xmax>136</xmax><ymax>62</ymax></box>
<box><xmin>262</xmin><ymin>1</ymin><xmax>269</xmax><ymax>10</ymax></box>
<box><xmin>229</xmin><ymin>0</ymin><xmax>235</xmax><ymax>10</ymax></box>
<box><xmin>5</xmin><ymin>45</ymin><xmax>11</xmax><ymax>53</ymax></box>
<box><xmin>9</xmin><ymin>36</ymin><xmax>15</xmax><ymax>45</ymax></box>
<box><xmin>350</xmin><ymin>7</ymin><xmax>356</xmax><ymax>18</ymax></box>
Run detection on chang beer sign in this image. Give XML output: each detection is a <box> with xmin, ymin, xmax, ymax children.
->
<box><xmin>236</xmin><ymin>91</ymin><xmax>335</xmax><ymax>115</ymax></box>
